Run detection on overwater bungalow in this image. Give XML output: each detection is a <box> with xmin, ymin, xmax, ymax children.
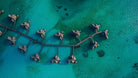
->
<box><xmin>8</xmin><ymin>14</ymin><xmax>19</xmax><ymax>23</ymax></box>
<box><xmin>0</xmin><ymin>10</ymin><xmax>4</xmax><ymax>15</ymax></box>
<box><xmin>18</xmin><ymin>45</ymin><xmax>27</xmax><ymax>54</ymax></box>
<box><xmin>7</xmin><ymin>36</ymin><xmax>16</xmax><ymax>45</ymax></box>
<box><xmin>91</xmin><ymin>41</ymin><xmax>99</xmax><ymax>49</ymax></box>
<box><xmin>36</xmin><ymin>29</ymin><xmax>46</xmax><ymax>38</ymax></box>
<box><xmin>54</xmin><ymin>31</ymin><xmax>64</xmax><ymax>40</ymax></box>
<box><xmin>90</xmin><ymin>24</ymin><xmax>100</xmax><ymax>32</ymax></box>
<box><xmin>72</xmin><ymin>30</ymin><xmax>81</xmax><ymax>38</ymax></box>
<box><xmin>101</xmin><ymin>30</ymin><xmax>109</xmax><ymax>39</ymax></box>
<box><xmin>20</xmin><ymin>21</ymin><xmax>30</xmax><ymax>30</ymax></box>
<box><xmin>51</xmin><ymin>55</ymin><xmax>61</xmax><ymax>63</ymax></box>
<box><xmin>0</xmin><ymin>31</ymin><xmax>2</xmax><ymax>36</ymax></box>
<box><xmin>30</xmin><ymin>53</ymin><xmax>40</xmax><ymax>62</ymax></box>
<box><xmin>67</xmin><ymin>55</ymin><xmax>77</xmax><ymax>64</ymax></box>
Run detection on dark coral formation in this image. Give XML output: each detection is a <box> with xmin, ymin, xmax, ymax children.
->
<box><xmin>97</xmin><ymin>50</ymin><xmax>105</xmax><ymax>57</ymax></box>
<box><xmin>133</xmin><ymin>63</ymin><xmax>138</xmax><ymax>70</ymax></box>
<box><xmin>65</xmin><ymin>13</ymin><xmax>69</xmax><ymax>16</ymax></box>
<box><xmin>56</xmin><ymin>5</ymin><xmax>63</xmax><ymax>9</ymax></box>
<box><xmin>117</xmin><ymin>57</ymin><xmax>120</xmax><ymax>59</ymax></box>
<box><xmin>52</xmin><ymin>0</ymin><xmax>86</xmax><ymax>19</ymax></box>
<box><xmin>83</xmin><ymin>52</ymin><xmax>88</xmax><ymax>57</ymax></box>
<box><xmin>64</xmin><ymin>8</ymin><xmax>67</xmax><ymax>11</ymax></box>
<box><xmin>55</xmin><ymin>5</ymin><xmax>69</xmax><ymax>17</ymax></box>
<box><xmin>134</xmin><ymin>35</ymin><xmax>138</xmax><ymax>44</ymax></box>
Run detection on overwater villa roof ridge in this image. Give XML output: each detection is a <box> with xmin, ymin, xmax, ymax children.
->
<box><xmin>90</xmin><ymin>24</ymin><xmax>100</xmax><ymax>32</ymax></box>
<box><xmin>7</xmin><ymin>36</ymin><xmax>16</xmax><ymax>45</ymax></box>
<box><xmin>8</xmin><ymin>14</ymin><xmax>19</xmax><ymax>23</ymax></box>
<box><xmin>18</xmin><ymin>45</ymin><xmax>27</xmax><ymax>54</ymax></box>
<box><xmin>21</xmin><ymin>21</ymin><xmax>31</xmax><ymax>30</ymax></box>
<box><xmin>51</xmin><ymin>55</ymin><xmax>61</xmax><ymax>64</ymax></box>
<box><xmin>72</xmin><ymin>30</ymin><xmax>81</xmax><ymax>38</ymax></box>
<box><xmin>30</xmin><ymin>53</ymin><xmax>40</xmax><ymax>62</ymax></box>
<box><xmin>0</xmin><ymin>10</ymin><xmax>4</xmax><ymax>15</ymax></box>
<box><xmin>0</xmin><ymin>31</ymin><xmax>2</xmax><ymax>36</ymax></box>
<box><xmin>67</xmin><ymin>55</ymin><xmax>77</xmax><ymax>64</ymax></box>
<box><xmin>101</xmin><ymin>30</ymin><xmax>109</xmax><ymax>39</ymax></box>
<box><xmin>91</xmin><ymin>41</ymin><xmax>99</xmax><ymax>49</ymax></box>
<box><xmin>54</xmin><ymin>31</ymin><xmax>64</xmax><ymax>40</ymax></box>
<box><xmin>36</xmin><ymin>29</ymin><xmax>46</xmax><ymax>38</ymax></box>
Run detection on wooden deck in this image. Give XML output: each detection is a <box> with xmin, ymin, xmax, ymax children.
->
<box><xmin>0</xmin><ymin>12</ymin><xmax>108</xmax><ymax>63</ymax></box>
<box><xmin>0</xmin><ymin>24</ymin><xmax>102</xmax><ymax>47</ymax></box>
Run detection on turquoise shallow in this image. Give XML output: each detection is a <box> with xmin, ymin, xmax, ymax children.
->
<box><xmin>0</xmin><ymin>0</ymin><xmax>138</xmax><ymax>78</ymax></box>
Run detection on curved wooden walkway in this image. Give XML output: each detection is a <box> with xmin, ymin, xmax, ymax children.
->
<box><xmin>0</xmin><ymin>12</ymin><xmax>108</xmax><ymax>63</ymax></box>
<box><xmin>0</xmin><ymin>24</ymin><xmax>102</xmax><ymax>48</ymax></box>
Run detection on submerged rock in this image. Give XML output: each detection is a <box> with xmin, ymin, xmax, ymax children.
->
<box><xmin>97</xmin><ymin>50</ymin><xmax>105</xmax><ymax>57</ymax></box>
<box><xmin>52</xmin><ymin>0</ymin><xmax>87</xmax><ymax>19</ymax></box>
<box><xmin>132</xmin><ymin>63</ymin><xmax>138</xmax><ymax>72</ymax></box>
<box><xmin>133</xmin><ymin>63</ymin><xmax>138</xmax><ymax>68</ymax></box>
<box><xmin>134</xmin><ymin>35</ymin><xmax>138</xmax><ymax>44</ymax></box>
<box><xmin>26</xmin><ymin>65</ymin><xmax>40</xmax><ymax>74</ymax></box>
<box><xmin>83</xmin><ymin>52</ymin><xmax>88</xmax><ymax>57</ymax></box>
<box><xmin>56</xmin><ymin>5</ymin><xmax>63</xmax><ymax>9</ymax></box>
<box><xmin>117</xmin><ymin>57</ymin><xmax>120</xmax><ymax>59</ymax></box>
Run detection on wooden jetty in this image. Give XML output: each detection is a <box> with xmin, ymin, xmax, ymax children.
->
<box><xmin>0</xmin><ymin>23</ymin><xmax>108</xmax><ymax>63</ymax></box>
<box><xmin>0</xmin><ymin>24</ymin><xmax>105</xmax><ymax>47</ymax></box>
<box><xmin>0</xmin><ymin>12</ymin><xmax>109</xmax><ymax>63</ymax></box>
<box><xmin>27</xmin><ymin>40</ymin><xmax>31</xmax><ymax>48</ymax></box>
<box><xmin>75</xmin><ymin>31</ymin><xmax>102</xmax><ymax>46</ymax></box>
<box><xmin>0</xmin><ymin>24</ymin><xmax>74</xmax><ymax>47</ymax></box>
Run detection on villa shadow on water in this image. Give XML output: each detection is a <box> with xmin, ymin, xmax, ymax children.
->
<box><xmin>134</xmin><ymin>33</ymin><xmax>138</xmax><ymax>44</ymax></box>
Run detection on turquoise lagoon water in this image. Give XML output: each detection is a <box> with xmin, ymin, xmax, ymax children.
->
<box><xmin>0</xmin><ymin>0</ymin><xmax>138</xmax><ymax>78</ymax></box>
